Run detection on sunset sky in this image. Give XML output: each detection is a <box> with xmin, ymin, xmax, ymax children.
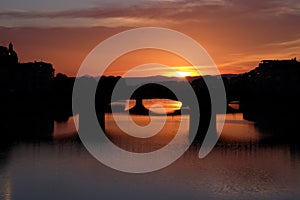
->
<box><xmin>0</xmin><ymin>0</ymin><xmax>300</xmax><ymax>77</ymax></box>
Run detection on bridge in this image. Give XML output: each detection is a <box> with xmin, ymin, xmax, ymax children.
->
<box><xmin>92</xmin><ymin>81</ymin><xmax>225</xmax><ymax>142</ymax></box>
<box><xmin>72</xmin><ymin>76</ymin><xmax>232</xmax><ymax>143</ymax></box>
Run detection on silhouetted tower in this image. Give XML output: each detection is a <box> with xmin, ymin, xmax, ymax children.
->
<box><xmin>8</xmin><ymin>42</ymin><xmax>18</xmax><ymax>64</ymax></box>
<box><xmin>8</xmin><ymin>42</ymin><xmax>13</xmax><ymax>52</ymax></box>
<box><xmin>0</xmin><ymin>42</ymin><xmax>18</xmax><ymax>66</ymax></box>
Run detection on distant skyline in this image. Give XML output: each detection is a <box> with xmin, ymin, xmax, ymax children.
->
<box><xmin>1</xmin><ymin>0</ymin><xmax>300</xmax><ymax>77</ymax></box>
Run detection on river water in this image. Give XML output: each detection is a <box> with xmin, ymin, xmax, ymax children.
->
<box><xmin>0</xmin><ymin>107</ymin><xmax>300</xmax><ymax>199</ymax></box>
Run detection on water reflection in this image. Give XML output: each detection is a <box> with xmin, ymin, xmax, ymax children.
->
<box><xmin>53</xmin><ymin>115</ymin><xmax>78</xmax><ymax>140</ymax></box>
<box><xmin>218</xmin><ymin>113</ymin><xmax>262</xmax><ymax>142</ymax></box>
<box><xmin>105</xmin><ymin>113</ymin><xmax>189</xmax><ymax>153</ymax></box>
<box><xmin>0</xmin><ymin>175</ymin><xmax>11</xmax><ymax>200</ymax></box>
<box><xmin>0</xmin><ymin>105</ymin><xmax>300</xmax><ymax>199</ymax></box>
<box><xmin>142</xmin><ymin>99</ymin><xmax>182</xmax><ymax>114</ymax></box>
<box><xmin>111</xmin><ymin>99</ymin><xmax>182</xmax><ymax>114</ymax></box>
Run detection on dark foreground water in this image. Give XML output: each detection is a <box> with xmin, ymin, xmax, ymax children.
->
<box><xmin>0</xmin><ymin>113</ymin><xmax>300</xmax><ymax>200</ymax></box>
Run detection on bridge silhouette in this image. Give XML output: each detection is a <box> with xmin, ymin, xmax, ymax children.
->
<box><xmin>91</xmin><ymin>81</ymin><xmax>222</xmax><ymax>142</ymax></box>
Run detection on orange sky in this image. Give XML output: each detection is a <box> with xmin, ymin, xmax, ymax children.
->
<box><xmin>1</xmin><ymin>0</ymin><xmax>299</xmax><ymax>77</ymax></box>
<box><xmin>105</xmin><ymin>49</ymin><xmax>202</xmax><ymax>77</ymax></box>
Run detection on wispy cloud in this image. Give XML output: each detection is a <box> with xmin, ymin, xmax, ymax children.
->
<box><xmin>265</xmin><ymin>38</ymin><xmax>300</xmax><ymax>47</ymax></box>
<box><xmin>219</xmin><ymin>49</ymin><xmax>300</xmax><ymax>74</ymax></box>
<box><xmin>0</xmin><ymin>16</ymin><xmax>171</xmax><ymax>28</ymax></box>
<box><xmin>1</xmin><ymin>0</ymin><xmax>299</xmax><ymax>28</ymax></box>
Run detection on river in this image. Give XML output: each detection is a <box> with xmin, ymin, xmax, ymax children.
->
<box><xmin>0</xmin><ymin>102</ymin><xmax>300</xmax><ymax>200</ymax></box>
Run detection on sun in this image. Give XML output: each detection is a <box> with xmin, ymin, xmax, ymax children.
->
<box><xmin>163</xmin><ymin>70</ymin><xmax>198</xmax><ymax>77</ymax></box>
<box><xmin>176</xmin><ymin>71</ymin><xmax>191</xmax><ymax>77</ymax></box>
<box><xmin>162</xmin><ymin>66</ymin><xmax>201</xmax><ymax>77</ymax></box>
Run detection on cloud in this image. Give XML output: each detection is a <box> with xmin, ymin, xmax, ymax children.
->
<box><xmin>1</xmin><ymin>0</ymin><xmax>299</xmax><ymax>27</ymax></box>
<box><xmin>265</xmin><ymin>38</ymin><xmax>300</xmax><ymax>48</ymax></box>
<box><xmin>218</xmin><ymin>48</ymin><xmax>300</xmax><ymax>74</ymax></box>
<box><xmin>0</xmin><ymin>16</ymin><xmax>169</xmax><ymax>28</ymax></box>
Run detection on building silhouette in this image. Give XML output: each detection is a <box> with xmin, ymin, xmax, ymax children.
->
<box><xmin>0</xmin><ymin>42</ymin><xmax>18</xmax><ymax>65</ymax></box>
<box><xmin>0</xmin><ymin>43</ymin><xmax>54</xmax><ymax>95</ymax></box>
